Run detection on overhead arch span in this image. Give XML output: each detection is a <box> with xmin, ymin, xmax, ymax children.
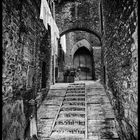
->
<box><xmin>60</xmin><ymin>28</ymin><xmax>102</xmax><ymax>43</ymax></box>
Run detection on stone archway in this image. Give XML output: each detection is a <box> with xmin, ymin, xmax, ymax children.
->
<box><xmin>60</xmin><ymin>28</ymin><xmax>102</xmax><ymax>43</ymax></box>
<box><xmin>55</xmin><ymin>0</ymin><xmax>102</xmax><ymax>39</ymax></box>
<box><xmin>72</xmin><ymin>39</ymin><xmax>95</xmax><ymax>80</ymax></box>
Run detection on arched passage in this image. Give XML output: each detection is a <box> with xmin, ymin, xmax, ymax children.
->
<box><xmin>55</xmin><ymin>0</ymin><xmax>102</xmax><ymax>42</ymax></box>
<box><xmin>73</xmin><ymin>46</ymin><xmax>93</xmax><ymax>80</ymax></box>
<box><xmin>40</xmin><ymin>25</ymin><xmax>52</xmax><ymax>87</ymax></box>
<box><xmin>60</xmin><ymin>28</ymin><xmax>102</xmax><ymax>43</ymax></box>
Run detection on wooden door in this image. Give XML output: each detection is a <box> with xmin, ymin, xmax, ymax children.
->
<box><xmin>73</xmin><ymin>47</ymin><xmax>92</xmax><ymax>80</ymax></box>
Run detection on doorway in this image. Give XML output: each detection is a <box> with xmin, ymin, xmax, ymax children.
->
<box><xmin>73</xmin><ymin>47</ymin><xmax>93</xmax><ymax>80</ymax></box>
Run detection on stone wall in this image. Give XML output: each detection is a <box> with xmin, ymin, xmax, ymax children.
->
<box><xmin>65</xmin><ymin>32</ymin><xmax>75</xmax><ymax>68</ymax></box>
<box><xmin>2</xmin><ymin>0</ymin><xmax>52</xmax><ymax>139</ymax></box>
<box><xmin>93</xmin><ymin>47</ymin><xmax>101</xmax><ymax>80</ymax></box>
<box><xmin>102</xmin><ymin>0</ymin><xmax>138</xmax><ymax>139</ymax></box>
<box><xmin>55</xmin><ymin>0</ymin><xmax>101</xmax><ymax>36</ymax></box>
<box><xmin>2</xmin><ymin>99</ymin><xmax>26</xmax><ymax>140</ymax></box>
<box><xmin>57</xmin><ymin>41</ymin><xmax>65</xmax><ymax>82</ymax></box>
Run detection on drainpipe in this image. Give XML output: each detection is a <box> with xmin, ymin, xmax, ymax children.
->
<box><xmin>100</xmin><ymin>0</ymin><xmax>108</xmax><ymax>88</ymax></box>
<box><xmin>92</xmin><ymin>48</ymin><xmax>95</xmax><ymax>80</ymax></box>
<box><xmin>52</xmin><ymin>0</ymin><xmax>56</xmax><ymax>85</ymax></box>
<box><xmin>100</xmin><ymin>0</ymin><xmax>104</xmax><ymax>35</ymax></box>
<box><xmin>29</xmin><ymin>62</ymin><xmax>38</xmax><ymax>137</ymax></box>
<box><xmin>29</xmin><ymin>13</ymin><xmax>38</xmax><ymax>140</ymax></box>
<box><xmin>54</xmin><ymin>54</ymin><xmax>55</xmax><ymax>84</ymax></box>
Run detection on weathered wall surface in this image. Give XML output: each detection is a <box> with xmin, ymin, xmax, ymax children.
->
<box><xmin>2</xmin><ymin>100</ymin><xmax>26</xmax><ymax>140</ymax></box>
<box><xmin>65</xmin><ymin>32</ymin><xmax>75</xmax><ymax>68</ymax></box>
<box><xmin>102</xmin><ymin>0</ymin><xmax>138</xmax><ymax>139</ymax></box>
<box><xmin>55</xmin><ymin>0</ymin><xmax>101</xmax><ymax>36</ymax></box>
<box><xmin>2</xmin><ymin>0</ymin><xmax>52</xmax><ymax>139</ymax></box>
<box><xmin>93</xmin><ymin>47</ymin><xmax>101</xmax><ymax>80</ymax></box>
<box><xmin>57</xmin><ymin>43</ymin><xmax>65</xmax><ymax>82</ymax></box>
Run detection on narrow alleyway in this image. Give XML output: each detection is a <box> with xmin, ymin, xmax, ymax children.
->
<box><xmin>37</xmin><ymin>81</ymin><xmax>120</xmax><ymax>140</ymax></box>
<box><xmin>2</xmin><ymin>0</ymin><xmax>138</xmax><ymax>140</ymax></box>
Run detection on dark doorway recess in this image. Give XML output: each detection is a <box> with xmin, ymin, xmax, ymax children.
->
<box><xmin>73</xmin><ymin>47</ymin><xmax>93</xmax><ymax>80</ymax></box>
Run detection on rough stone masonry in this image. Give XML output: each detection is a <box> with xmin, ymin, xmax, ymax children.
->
<box><xmin>102</xmin><ymin>0</ymin><xmax>138</xmax><ymax>139</ymax></box>
<box><xmin>2</xmin><ymin>0</ymin><xmax>52</xmax><ymax>139</ymax></box>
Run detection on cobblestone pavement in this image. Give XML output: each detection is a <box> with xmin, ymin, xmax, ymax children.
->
<box><xmin>37</xmin><ymin>81</ymin><xmax>120</xmax><ymax>140</ymax></box>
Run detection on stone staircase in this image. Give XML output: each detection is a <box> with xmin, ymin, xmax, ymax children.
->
<box><xmin>37</xmin><ymin>81</ymin><xmax>120</xmax><ymax>140</ymax></box>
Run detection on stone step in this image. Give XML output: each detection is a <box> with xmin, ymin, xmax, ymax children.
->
<box><xmin>58</xmin><ymin>113</ymin><xmax>85</xmax><ymax>118</ymax></box>
<box><xmin>65</xmin><ymin>96</ymin><xmax>85</xmax><ymax>99</ymax></box>
<box><xmin>64</xmin><ymin>98</ymin><xmax>85</xmax><ymax>101</ymax></box>
<box><xmin>56</xmin><ymin>117</ymin><xmax>85</xmax><ymax>121</ymax></box>
<box><xmin>63</xmin><ymin>100</ymin><xmax>85</xmax><ymax>103</ymax></box>
<box><xmin>60</xmin><ymin>107</ymin><xmax>85</xmax><ymax>112</ymax></box>
<box><xmin>62</xmin><ymin>105</ymin><xmax>85</xmax><ymax>108</ymax></box>
<box><xmin>67</xmin><ymin>90</ymin><xmax>85</xmax><ymax>92</ymax></box>
<box><xmin>66</xmin><ymin>93</ymin><xmax>85</xmax><ymax>96</ymax></box>
<box><xmin>51</xmin><ymin>128</ymin><xmax>85</xmax><ymax>136</ymax></box>
<box><xmin>63</xmin><ymin>102</ymin><xmax>85</xmax><ymax>106</ymax></box>
<box><xmin>60</xmin><ymin>111</ymin><xmax>85</xmax><ymax>114</ymax></box>
<box><xmin>54</xmin><ymin>124</ymin><xmax>85</xmax><ymax>130</ymax></box>
<box><xmin>55</xmin><ymin>120</ymin><xmax>85</xmax><ymax>126</ymax></box>
<box><xmin>37</xmin><ymin>82</ymin><xmax>120</xmax><ymax>140</ymax></box>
